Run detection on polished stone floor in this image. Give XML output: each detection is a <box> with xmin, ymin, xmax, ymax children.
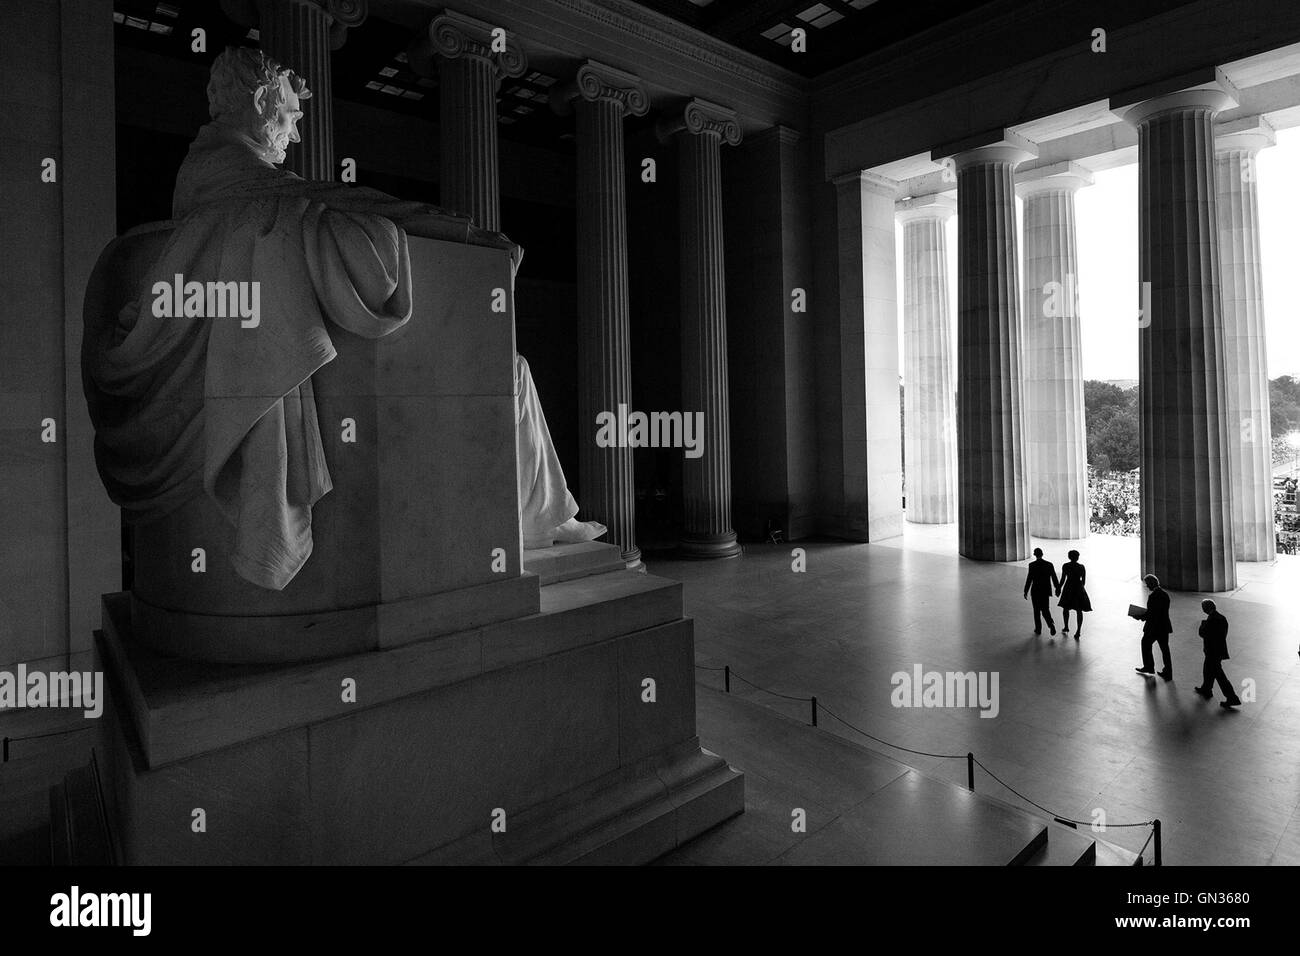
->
<box><xmin>650</xmin><ymin>523</ymin><xmax>1300</xmax><ymax>865</ymax></box>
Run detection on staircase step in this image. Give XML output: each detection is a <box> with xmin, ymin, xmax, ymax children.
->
<box><xmin>48</xmin><ymin>752</ymin><xmax>116</xmax><ymax>866</ymax></box>
<box><xmin>523</xmin><ymin>541</ymin><xmax>626</xmax><ymax>586</ymax></box>
<box><xmin>1025</xmin><ymin>822</ymin><xmax>1097</xmax><ymax>866</ymax></box>
<box><xmin>677</xmin><ymin>685</ymin><xmax>1050</xmax><ymax>865</ymax></box>
<box><xmin>1094</xmin><ymin>839</ymin><xmax>1143</xmax><ymax>866</ymax></box>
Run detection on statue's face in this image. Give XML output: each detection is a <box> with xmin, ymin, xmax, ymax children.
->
<box><xmin>260</xmin><ymin>75</ymin><xmax>303</xmax><ymax>165</ymax></box>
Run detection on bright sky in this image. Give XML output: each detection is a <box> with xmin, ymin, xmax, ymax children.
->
<box><xmin>897</xmin><ymin>129</ymin><xmax>1300</xmax><ymax>382</ymax></box>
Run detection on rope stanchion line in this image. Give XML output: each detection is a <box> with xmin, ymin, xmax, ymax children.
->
<box><xmin>693</xmin><ymin>660</ymin><xmax>1159</xmax><ymax>841</ymax></box>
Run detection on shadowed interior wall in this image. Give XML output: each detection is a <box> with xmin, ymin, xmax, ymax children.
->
<box><xmin>0</xmin><ymin>0</ymin><xmax>118</xmax><ymax>672</ymax></box>
<box><xmin>724</xmin><ymin>126</ymin><xmax>817</xmax><ymax>542</ymax></box>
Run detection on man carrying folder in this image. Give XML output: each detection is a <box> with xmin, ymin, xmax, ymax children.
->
<box><xmin>1132</xmin><ymin>574</ymin><xmax>1173</xmax><ymax>681</ymax></box>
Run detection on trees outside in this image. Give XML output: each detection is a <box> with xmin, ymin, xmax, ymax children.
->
<box><xmin>896</xmin><ymin>375</ymin><xmax>1299</xmax><ymax>552</ymax></box>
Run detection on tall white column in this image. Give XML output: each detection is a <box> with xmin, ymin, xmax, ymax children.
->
<box><xmin>662</xmin><ymin>100</ymin><xmax>743</xmax><ymax>558</ymax></box>
<box><xmin>951</xmin><ymin>137</ymin><xmax>1036</xmax><ymax>562</ymax></box>
<box><xmin>896</xmin><ymin>194</ymin><xmax>957</xmax><ymax>524</ymax></box>
<box><xmin>1120</xmin><ymin>85</ymin><xmax>1237</xmax><ymax>591</ymax></box>
<box><xmin>1215</xmin><ymin>117</ymin><xmax>1276</xmax><ymax>562</ymax></box>
<box><xmin>1018</xmin><ymin>164</ymin><xmax>1092</xmax><ymax>539</ymax></box>
<box><xmin>832</xmin><ymin>171</ymin><xmax>903</xmax><ymax>542</ymax></box>
<box><xmin>558</xmin><ymin>62</ymin><xmax>648</xmax><ymax>567</ymax></box>
<box><xmin>409</xmin><ymin>9</ymin><xmax>527</xmax><ymax>230</ymax></box>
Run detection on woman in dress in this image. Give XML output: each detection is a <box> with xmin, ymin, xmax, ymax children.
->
<box><xmin>1057</xmin><ymin>550</ymin><xmax>1092</xmax><ymax>638</ymax></box>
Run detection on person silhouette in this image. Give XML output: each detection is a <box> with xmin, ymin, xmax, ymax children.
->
<box><xmin>1134</xmin><ymin>573</ymin><xmax>1173</xmax><ymax>681</ymax></box>
<box><xmin>1194</xmin><ymin>599</ymin><xmax>1242</xmax><ymax>708</ymax></box>
<box><xmin>1023</xmin><ymin>547</ymin><xmax>1060</xmax><ymax>636</ymax></box>
<box><xmin>1057</xmin><ymin>549</ymin><xmax>1091</xmax><ymax>638</ymax></box>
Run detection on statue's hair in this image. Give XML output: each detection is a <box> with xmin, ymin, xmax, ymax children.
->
<box><xmin>206</xmin><ymin>46</ymin><xmax>311</xmax><ymax>123</ymax></box>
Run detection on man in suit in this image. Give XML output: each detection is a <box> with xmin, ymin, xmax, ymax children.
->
<box><xmin>1195</xmin><ymin>600</ymin><xmax>1242</xmax><ymax>708</ymax></box>
<box><xmin>1135</xmin><ymin>573</ymin><xmax>1173</xmax><ymax>681</ymax></box>
<box><xmin>1023</xmin><ymin>548</ymin><xmax>1060</xmax><ymax>636</ymax></box>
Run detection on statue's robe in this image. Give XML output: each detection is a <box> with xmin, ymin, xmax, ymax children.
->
<box><xmin>515</xmin><ymin>354</ymin><xmax>579</xmax><ymax>546</ymax></box>
<box><xmin>85</xmin><ymin>122</ymin><xmax>512</xmax><ymax>589</ymax></box>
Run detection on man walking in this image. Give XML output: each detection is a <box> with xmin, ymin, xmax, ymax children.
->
<box><xmin>1024</xmin><ymin>548</ymin><xmax>1060</xmax><ymax>636</ymax></box>
<box><xmin>1195</xmin><ymin>600</ymin><xmax>1242</xmax><ymax>708</ymax></box>
<box><xmin>1134</xmin><ymin>573</ymin><xmax>1173</xmax><ymax>681</ymax></box>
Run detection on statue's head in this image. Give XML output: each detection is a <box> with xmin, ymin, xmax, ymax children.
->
<box><xmin>207</xmin><ymin>47</ymin><xmax>312</xmax><ymax>165</ymax></box>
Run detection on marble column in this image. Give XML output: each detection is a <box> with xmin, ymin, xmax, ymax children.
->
<box><xmin>1121</xmin><ymin>86</ymin><xmax>1237</xmax><ymax>591</ymax></box>
<box><xmin>1017</xmin><ymin>164</ymin><xmax>1092</xmax><ymax>539</ymax></box>
<box><xmin>662</xmin><ymin>100</ymin><xmax>743</xmax><ymax>558</ymax></box>
<box><xmin>221</xmin><ymin>0</ymin><xmax>367</xmax><ymax>181</ymax></box>
<box><xmin>832</xmin><ymin>171</ymin><xmax>903</xmax><ymax>543</ymax></box>
<box><xmin>409</xmin><ymin>9</ymin><xmax>526</xmax><ymax>231</ymax></box>
<box><xmin>1215</xmin><ymin>117</ymin><xmax>1276</xmax><ymax>562</ymax></box>
<box><xmin>950</xmin><ymin>137</ymin><xmax>1036</xmax><ymax>562</ymax></box>
<box><xmin>557</xmin><ymin>62</ymin><xmax>648</xmax><ymax>567</ymax></box>
<box><xmin>896</xmin><ymin>194</ymin><xmax>957</xmax><ymax>524</ymax></box>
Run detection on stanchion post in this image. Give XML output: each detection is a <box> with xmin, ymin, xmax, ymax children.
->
<box><xmin>811</xmin><ymin>695</ymin><xmax>818</xmax><ymax>727</ymax></box>
<box><xmin>967</xmin><ymin>752</ymin><xmax>975</xmax><ymax>791</ymax></box>
<box><xmin>724</xmin><ymin>665</ymin><xmax>730</xmax><ymax>693</ymax></box>
<box><xmin>1153</xmin><ymin>819</ymin><xmax>1161</xmax><ymax>866</ymax></box>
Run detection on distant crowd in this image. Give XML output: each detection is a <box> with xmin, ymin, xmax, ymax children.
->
<box><xmin>1087</xmin><ymin>467</ymin><xmax>1300</xmax><ymax>555</ymax></box>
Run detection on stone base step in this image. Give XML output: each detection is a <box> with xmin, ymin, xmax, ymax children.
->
<box><xmin>100</xmin><ymin>568</ymin><xmax>685</xmax><ymax>769</ymax></box>
<box><xmin>49</xmin><ymin>751</ymin><xmax>116</xmax><ymax>865</ymax></box>
<box><xmin>523</xmin><ymin>541</ymin><xmax>627</xmax><ymax>586</ymax></box>
<box><xmin>1024</xmin><ymin>822</ymin><xmax>1097</xmax><ymax>865</ymax></box>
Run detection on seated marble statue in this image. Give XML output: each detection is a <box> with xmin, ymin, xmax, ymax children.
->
<box><xmin>84</xmin><ymin>47</ymin><xmax>602</xmax><ymax>591</ymax></box>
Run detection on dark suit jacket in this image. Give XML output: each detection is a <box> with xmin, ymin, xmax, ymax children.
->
<box><xmin>1024</xmin><ymin>559</ymin><xmax>1059</xmax><ymax>597</ymax></box>
<box><xmin>1199</xmin><ymin>612</ymin><xmax>1230</xmax><ymax>660</ymax></box>
<box><xmin>1141</xmin><ymin>587</ymin><xmax>1173</xmax><ymax>636</ymax></box>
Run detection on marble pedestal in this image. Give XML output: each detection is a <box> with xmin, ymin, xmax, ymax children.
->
<box><xmin>96</xmin><ymin>573</ymin><xmax>741</xmax><ymax>865</ymax></box>
<box><xmin>86</xmin><ymin>226</ymin><xmax>741</xmax><ymax>864</ymax></box>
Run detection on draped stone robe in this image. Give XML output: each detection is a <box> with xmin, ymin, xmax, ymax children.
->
<box><xmin>84</xmin><ymin>122</ymin><xmax>514</xmax><ymax>590</ymax></box>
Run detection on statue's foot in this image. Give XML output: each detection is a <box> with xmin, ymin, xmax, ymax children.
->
<box><xmin>553</xmin><ymin>517</ymin><xmax>608</xmax><ymax>544</ymax></box>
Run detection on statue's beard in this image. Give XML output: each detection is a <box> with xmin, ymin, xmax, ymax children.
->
<box><xmin>254</xmin><ymin>119</ymin><xmax>291</xmax><ymax>165</ymax></box>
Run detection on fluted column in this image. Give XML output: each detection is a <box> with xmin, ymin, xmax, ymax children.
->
<box><xmin>222</xmin><ymin>0</ymin><xmax>367</xmax><ymax>181</ymax></box>
<box><xmin>896</xmin><ymin>194</ymin><xmax>957</xmax><ymax>524</ymax></box>
<box><xmin>409</xmin><ymin>9</ymin><xmax>526</xmax><ymax>231</ymax></box>
<box><xmin>1121</xmin><ymin>85</ymin><xmax>1237</xmax><ymax>591</ymax></box>
<box><xmin>662</xmin><ymin>100</ymin><xmax>743</xmax><ymax>558</ymax></box>
<box><xmin>1215</xmin><ymin>117</ymin><xmax>1276</xmax><ymax>562</ymax></box>
<box><xmin>951</xmin><ymin>137</ymin><xmax>1036</xmax><ymax>561</ymax></box>
<box><xmin>1018</xmin><ymin>164</ymin><xmax>1092</xmax><ymax>539</ymax></box>
<box><xmin>556</xmin><ymin>62</ymin><xmax>648</xmax><ymax>567</ymax></box>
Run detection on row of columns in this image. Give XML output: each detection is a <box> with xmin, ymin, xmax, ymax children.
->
<box><xmin>901</xmin><ymin>82</ymin><xmax>1275</xmax><ymax>589</ymax></box>
<box><xmin>226</xmin><ymin>2</ymin><xmax>746</xmax><ymax>564</ymax></box>
<box><xmin>413</xmin><ymin>15</ymin><xmax>746</xmax><ymax>564</ymax></box>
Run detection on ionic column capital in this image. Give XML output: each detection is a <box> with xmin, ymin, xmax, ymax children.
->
<box><xmin>657</xmin><ymin>98</ymin><xmax>742</xmax><ymax>146</ymax></box>
<box><xmin>1215</xmin><ymin>115</ymin><xmax>1276</xmax><ymax>154</ymax></box>
<box><xmin>553</xmin><ymin>60</ymin><xmax>649</xmax><ymax>118</ymax></box>
<box><xmin>408</xmin><ymin>9</ymin><xmax>527</xmax><ymax>80</ymax></box>
<box><xmin>896</xmin><ymin>193</ymin><xmax>956</xmax><ymax>224</ymax></box>
<box><xmin>1016</xmin><ymin>161</ymin><xmax>1094</xmax><ymax>198</ymax></box>
<box><xmin>221</xmin><ymin>0</ymin><xmax>366</xmax><ymax>49</ymax></box>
